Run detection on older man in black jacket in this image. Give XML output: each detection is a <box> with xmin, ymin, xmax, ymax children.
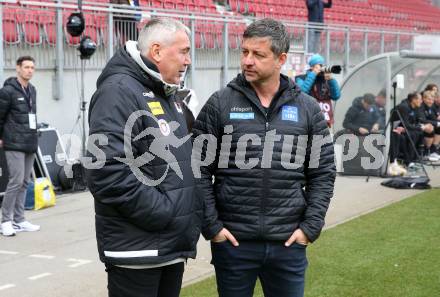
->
<box><xmin>0</xmin><ymin>56</ymin><xmax>40</xmax><ymax>237</ymax></box>
<box><xmin>87</xmin><ymin>18</ymin><xmax>201</xmax><ymax>297</ymax></box>
<box><xmin>193</xmin><ymin>19</ymin><xmax>335</xmax><ymax>297</ymax></box>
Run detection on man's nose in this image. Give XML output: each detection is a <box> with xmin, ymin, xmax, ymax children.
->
<box><xmin>243</xmin><ymin>55</ymin><xmax>254</xmax><ymax>65</ymax></box>
<box><xmin>185</xmin><ymin>53</ymin><xmax>191</xmax><ymax>65</ymax></box>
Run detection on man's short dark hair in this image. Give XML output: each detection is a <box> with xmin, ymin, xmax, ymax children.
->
<box><xmin>16</xmin><ymin>56</ymin><xmax>35</xmax><ymax>66</ymax></box>
<box><xmin>363</xmin><ymin>93</ymin><xmax>375</xmax><ymax>105</ymax></box>
<box><xmin>425</xmin><ymin>83</ymin><xmax>438</xmax><ymax>92</ymax></box>
<box><xmin>243</xmin><ymin>18</ymin><xmax>290</xmax><ymax>56</ymax></box>
<box><xmin>407</xmin><ymin>91</ymin><xmax>419</xmax><ymax>102</ymax></box>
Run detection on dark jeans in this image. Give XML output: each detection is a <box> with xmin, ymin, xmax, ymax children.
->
<box><xmin>106</xmin><ymin>262</ymin><xmax>184</xmax><ymax>297</ymax></box>
<box><xmin>211</xmin><ymin>240</ymin><xmax>308</xmax><ymax>297</ymax></box>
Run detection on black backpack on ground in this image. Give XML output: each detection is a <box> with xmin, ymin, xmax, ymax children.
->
<box><xmin>381</xmin><ymin>176</ymin><xmax>431</xmax><ymax>189</ymax></box>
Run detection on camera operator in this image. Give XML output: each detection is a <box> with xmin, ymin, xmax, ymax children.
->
<box><xmin>295</xmin><ymin>54</ymin><xmax>341</xmax><ymax>127</ymax></box>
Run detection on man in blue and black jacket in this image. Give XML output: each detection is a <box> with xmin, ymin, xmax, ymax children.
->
<box><xmin>193</xmin><ymin>19</ymin><xmax>335</xmax><ymax>297</ymax></box>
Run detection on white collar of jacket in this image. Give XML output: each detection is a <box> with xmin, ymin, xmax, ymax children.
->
<box><xmin>180</xmin><ymin>88</ymin><xmax>199</xmax><ymax>116</ymax></box>
<box><xmin>125</xmin><ymin>40</ymin><xmax>180</xmax><ymax>97</ymax></box>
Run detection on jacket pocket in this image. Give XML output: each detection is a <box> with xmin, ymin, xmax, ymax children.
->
<box><xmin>96</xmin><ymin>215</ymin><xmax>159</xmax><ymax>257</ymax></box>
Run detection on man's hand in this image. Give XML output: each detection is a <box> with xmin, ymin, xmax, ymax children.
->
<box><xmin>422</xmin><ymin>123</ymin><xmax>434</xmax><ymax>134</ymax></box>
<box><xmin>371</xmin><ymin>123</ymin><xmax>379</xmax><ymax>133</ymax></box>
<box><xmin>0</xmin><ymin>139</ymin><xmax>2</xmax><ymax>148</ymax></box>
<box><xmin>393</xmin><ymin>127</ymin><xmax>405</xmax><ymax>134</ymax></box>
<box><xmin>285</xmin><ymin>228</ymin><xmax>310</xmax><ymax>247</ymax></box>
<box><xmin>212</xmin><ymin>228</ymin><xmax>239</xmax><ymax>246</ymax></box>
<box><xmin>312</xmin><ymin>64</ymin><xmax>322</xmax><ymax>75</ymax></box>
<box><xmin>359</xmin><ymin>127</ymin><xmax>369</xmax><ymax>135</ymax></box>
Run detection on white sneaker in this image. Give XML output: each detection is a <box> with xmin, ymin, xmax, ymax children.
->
<box><xmin>388</xmin><ymin>161</ymin><xmax>407</xmax><ymax>176</ymax></box>
<box><xmin>429</xmin><ymin>152</ymin><xmax>440</xmax><ymax>161</ymax></box>
<box><xmin>1</xmin><ymin>221</ymin><xmax>16</xmax><ymax>236</ymax></box>
<box><xmin>13</xmin><ymin>221</ymin><xmax>40</xmax><ymax>232</ymax></box>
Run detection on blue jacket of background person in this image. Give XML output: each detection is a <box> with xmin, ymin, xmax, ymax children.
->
<box><xmin>295</xmin><ymin>70</ymin><xmax>341</xmax><ymax>101</ymax></box>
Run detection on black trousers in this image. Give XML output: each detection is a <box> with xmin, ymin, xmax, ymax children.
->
<box><xmin>390</xmin><ymin>130</ymin><xmax>423</xmax><ymax>165</ymax></box>
<box><xmin>106</xmin><ymin>262</ymin><xmax>184</xmax><ymax>297</ymax></box>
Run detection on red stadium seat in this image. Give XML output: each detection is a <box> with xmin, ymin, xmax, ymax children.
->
<box><xmin>203</xmin><ymin>23</ymin><xmax>216</xmax><ymax>48</ymax></box>
<box><xmin>17</xmin><ymin>9</ymin><xmax>42</xmax><ymax>45</ymax></box>
<box><xmin>38</xmin><ymin>11</ymin><xmax>56</xmax><ymax>45</ymax></box>
<box><xmin>194</xmin><ymin>23</ymin><xmax>204</xmax><ymax>48</ymax></box>
<box><xmin>150</xmin><ymin>0</ymin><xmax>163</xmax><ymax>8</ymax></box>
<box><xmin>163</xmin><ymin>1</ymin><xmax>175</xmax><ymax>10</ymax></box>
<box><xmin>2</xmin><ymin>8</ymin><xmax>20</xmax><ymax>44</ymax></box>
<box><xmin>139</xmin><ymin>0</ymin><xmax>149</xmax><ymax>6</ymax></box>
<box><xmin>175</xmin><ymin>0</ymin><xmax>185</xmax><ymax>10</ymax></box>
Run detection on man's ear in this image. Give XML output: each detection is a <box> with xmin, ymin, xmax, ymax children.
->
<box><xmin>150</xmin><ymin>43</ymin><xmax>162</xmax><ymax>63</ymax></box>
<box><xmin>277</xmin><ymin>53</ymin><xmax>288</xmax><ymax>69</ymax></box>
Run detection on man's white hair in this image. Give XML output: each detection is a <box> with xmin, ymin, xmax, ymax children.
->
<box><xmin>138</xmin><ymin>18</ymin><xmax>190</xmax><ymax>53</ymax></box>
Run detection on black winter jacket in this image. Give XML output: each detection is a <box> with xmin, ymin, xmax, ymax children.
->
<box><xmin>421</xmin><ymin>103</ymin><xmax>440</xmax><ymax>128</ymax></box>
<box><xmin>375</xmin><ymin>103</ymin><xmax>386</xmax><ymax>130</ymax></box>
<box><xmin>192</xmin><ymin>74</ymin><xmax>335</xmax><ymax>243</ymax></box>
<box><xmin>307</xmin><ymin>0</ymin><xmax>332</xmax><ymax>23</ymax></box>
<box><xmin>87</xmin><ymin>47</ymin><xmax>201</xmax><ymax>266</ymax></box>
<box><xmin>343</xmin><ymin>96</ymin><xmax>380</xmax><ymax>133</ymax></box>
<box><xmin>392</xmin><ymin>99</ymin><xmax>426</xmax><ymax>132</ymax></box>
<box><xmin>0</xmin><ymin>77</ymin><xmax>38</xmax><ymax>153</ymax></box>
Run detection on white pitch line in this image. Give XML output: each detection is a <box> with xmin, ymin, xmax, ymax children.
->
<box><xmin>28</xmin><ymin>273</ymin><xmax>52</xmax><ymax>281</ymax></box>
<box><xmin>0</xmin><ymin>284</ymin><xmax>16</xmax><ymax>291</ymax></box>
<box><xmin>67</xmin><ymin>258</ymin><xmax>92</xmax><ymax>268</ymax></box>
<box><xmin>29</xmin><ymin>254</ymin><xmax>55</xmax><ymax>259</ymax></box>
<box><xmin>0</xmin><ymin>250</ymin><xmax>19</xmax><ymax>255</ymax></box>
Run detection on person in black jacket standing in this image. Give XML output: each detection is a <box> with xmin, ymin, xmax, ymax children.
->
<box><xmin>192</xmin><ymin>19</ymin><xmax>335</xmax><ymax>297</ymax></box>
<box><xmin>0</xmin><ymin>56</ymin><xmax>40</xmax><ymax>237</ymax></box>
<box><xmin>306</xmin><ymin>0</ymin><xmax>332</xmax><ymax>53</ymax></box>
<box><xmin>87</xmin><ymin>18</ymin><xmax>201</xmax><ymax>297</ymax></box>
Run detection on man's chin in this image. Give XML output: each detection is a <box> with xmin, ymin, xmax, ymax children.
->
<box><xmin>244</xmin><ymin>73</ymin><xmax>257</xmax><ymax>82</ymax></box>
<box><xmin>164</xmin><ymin>78</ymin><xmax>180</xmax><ymax>85</ymax></box>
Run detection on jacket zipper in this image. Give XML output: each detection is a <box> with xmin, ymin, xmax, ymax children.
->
<box><xmin>260</xmin><ymin>112</ymin><xmax>270</xmax><ymax>238</ymax></box>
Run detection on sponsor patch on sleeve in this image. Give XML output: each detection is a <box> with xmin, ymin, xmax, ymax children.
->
<box><xmin>281</xmin><ymin>106</ymin><xmax>298</xmax><ymax>122</ymax></box>
<box><xmin>147</xmin><ymin>101</ymin><xmax>165</xmax><ymax>115</ymax></box>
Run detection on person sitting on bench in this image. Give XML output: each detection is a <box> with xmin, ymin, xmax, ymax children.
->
<box><xmin>390</xmin><ymin>92</ymin><xmax>433</xmax><ymax>166</ymax></box>
<box><xmin>421</xmin><ymin>90</ymin><xmax>440</xmax><ymax>161</ymax></box>
<box><xmin>343</xmin><ymin>93</ymin><xmax>381</xmax><ymax>135</ymax></box>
